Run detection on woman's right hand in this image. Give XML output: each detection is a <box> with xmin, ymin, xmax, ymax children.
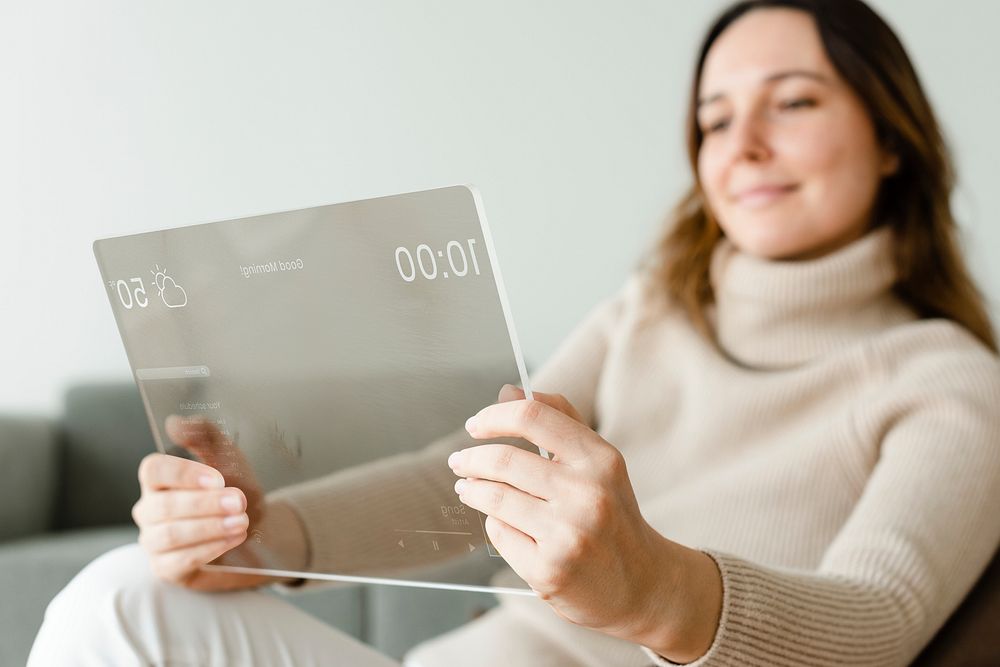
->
<box><xmin>132</xmin><ymin>415</ymin><xmax>277</xmax><ymax>591</ymax></box>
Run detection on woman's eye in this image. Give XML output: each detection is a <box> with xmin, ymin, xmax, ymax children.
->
<box><xmin>779</xmin><ymin>97</ymin><xmax>816</xmax><ymax>110</ymax></box>
<box><xmin>702</xmin><ymin>118</ymin><xmax>730</xmax><ymax>134</ymax></box>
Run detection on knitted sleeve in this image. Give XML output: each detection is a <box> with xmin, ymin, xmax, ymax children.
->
<box><xmin>644</xmin><ymin>329</ymin><xmax>1000</xmax><ymax>666</ymax></box>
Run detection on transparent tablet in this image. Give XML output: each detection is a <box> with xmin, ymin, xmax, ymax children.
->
<box><xmin>94</xmin><ymin>185</ymin><xmax>538</xmax><ymax>595</ymax></box>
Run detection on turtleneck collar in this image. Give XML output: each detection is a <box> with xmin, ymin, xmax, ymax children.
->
<box><xmin>707</xmin><ymin>225</ymin><xmax>917</xmax><ymax>369</ymax></box>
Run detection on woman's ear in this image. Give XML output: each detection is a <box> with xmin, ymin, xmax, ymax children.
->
<box><xmin>878</xmin><ymin>134</ymin><xmax>901</xmax><ymax>177</ymax></box>
<box><xmin>879</xmin><ymin>149</ymin><xmax>901</xmax><ymax>177</ymax></box>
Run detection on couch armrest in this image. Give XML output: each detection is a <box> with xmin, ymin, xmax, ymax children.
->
<box><xmin>0</xmin><ymin>414</ymin><xmax>59</xmax><ymax>542</ymax></box>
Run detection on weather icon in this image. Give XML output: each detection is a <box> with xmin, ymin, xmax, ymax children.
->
<box><xmin>150</xmin><ymin>264</ymin><xmax>188</xmax><ymax>308</ymax></box>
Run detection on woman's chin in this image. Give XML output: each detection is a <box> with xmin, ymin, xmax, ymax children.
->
<box><xmin>723</xmin><ymin>223</ymin><xmax>815</xmax><ymax>261</ymax></box>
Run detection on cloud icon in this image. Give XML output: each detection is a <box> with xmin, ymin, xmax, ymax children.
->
<box><xmin>160</xmin><ymin>276</ymin><xmax>188</xmax><ymax>308</ymax></box>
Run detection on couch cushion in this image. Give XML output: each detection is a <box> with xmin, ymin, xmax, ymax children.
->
<box><xmin>365</xmin><ymin>554</ymin><xmax>502</xmax><ymax>659</ymax></box>
<box><xmin>0</xmin><ymin>526</ymin><xmax>139</xmax><ymax>667</ymax></box>
<box><xmin>0</xmin><ymin>415</ymin><xmax>58</xmax><ymax>540</ymax></box>
<box><xmin>57</xmin><ymin>383</ymin><xmax>155</xmax><ymax>529</ymax></box>
<box><xmin>269</xmin><ymin>584</ymin><xmax>366</xmax><ymax>642</ymax></box>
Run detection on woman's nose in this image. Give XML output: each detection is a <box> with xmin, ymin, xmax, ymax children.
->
<box><xmin>726</xmin><ymin>112</ymin><xmax>772</xmax><ymax>164</ymax></box>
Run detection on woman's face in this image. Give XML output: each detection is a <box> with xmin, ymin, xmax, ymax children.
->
<box><xmin>696</xmin><ymin>8</ymin><xmax>898</xmax><ymax>260</ymax></box>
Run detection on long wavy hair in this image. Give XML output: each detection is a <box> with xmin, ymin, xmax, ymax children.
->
<box><xmin>647</xmin><ymin>0</ymin><xmax>997</xmax><ymax>354</ymax></box>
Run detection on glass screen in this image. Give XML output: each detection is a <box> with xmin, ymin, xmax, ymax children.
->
<box><xmin>93</xmin><ymin>185</ymin><xmax>536</xmax><ymax>594</ymax></box>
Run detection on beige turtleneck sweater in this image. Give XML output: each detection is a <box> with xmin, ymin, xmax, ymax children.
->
<box><xmin>279</xmin><ymin>226</ymin><xmax>1000</xmax><ymax>666</ymax></box>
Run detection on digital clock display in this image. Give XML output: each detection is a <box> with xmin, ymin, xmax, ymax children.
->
<box><xmin>394</xmin><ymin>239</ymin><xmax>481</xmax><ymax>282</ymax></box>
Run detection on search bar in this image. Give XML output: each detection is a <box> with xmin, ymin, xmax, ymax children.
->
<box><xmin>136</xmin><ymin>365</ymin><xmax>211</xmax><ymax>380</ymax></box>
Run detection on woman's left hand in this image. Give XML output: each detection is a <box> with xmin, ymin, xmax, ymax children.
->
<box><xmin>448</xmin><ymin>385</ymin><xmax>684</xmax><ymax>646</ymax></box>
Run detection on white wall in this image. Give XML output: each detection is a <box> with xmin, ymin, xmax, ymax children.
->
<box><xmin>3</xmin><ymin>0</ymin><xmax>998</xmax><ymax>415</ymax></box>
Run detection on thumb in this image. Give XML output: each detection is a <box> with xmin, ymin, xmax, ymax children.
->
<box><xmin>496</xmin><ymin>384</ymin><xmax>586</xmax><ymax>425</ymax></box>
<box><xmin>164</xmin><ymin>414</ymin><xmax>264</xmax><ymax>519</ymax></box>
<box><xmin>165</xmin><ymin>414</ymin><xmax>228</xmax><ymax>456</ymax></box>
<box><xmin>497</xmin><ymin>383</ymin><xmax>526</xmax><ymax>404</ymax></box>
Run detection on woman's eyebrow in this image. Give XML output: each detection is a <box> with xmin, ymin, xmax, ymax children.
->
<box><xmin>697</xmin><ymin>69</ymin><xmax>831</xmax><ymax>108</ymax></box>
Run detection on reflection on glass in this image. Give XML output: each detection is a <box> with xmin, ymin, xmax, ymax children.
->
<box><xmin>95</xmin><ymin>186</ymin><xmax>536</xmax><ymax>594</ymax></box>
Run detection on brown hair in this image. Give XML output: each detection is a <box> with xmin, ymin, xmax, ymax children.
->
<box><xmin>647</xmin><ymin>0</ymin><xmax>998</xmax><ymax>354</ymax></box>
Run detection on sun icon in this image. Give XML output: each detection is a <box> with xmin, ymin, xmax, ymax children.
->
<box><xmin>150</xmin><ymin>264</ymin><xmax>168</xmax><ymax>296</ymax></box>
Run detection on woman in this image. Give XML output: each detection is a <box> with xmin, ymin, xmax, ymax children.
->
<box><xmin>30</xmin><ymin>0</ymin><xmax>1000</xmax><ymax>665</ymax></box>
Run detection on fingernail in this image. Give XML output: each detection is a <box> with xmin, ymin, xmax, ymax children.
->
<box><xmin>448</xmin><ymin>450</ymin><xmax>464</xmax><ymax>469</ymax></box>
<box><xmin>454</xmin><ymin>479</ymin><xmax>467</xmax><ymax>495</ymax></box>
<box><xmin>199</xmin><ymin>475</ymin><xmax>224</xmax><ymax>489</ymax></box>
<box><xmin>223</xmin><ymin>514</ymin><xmax>248</xmax><ymax>531</ymax></box>
<box><xmin>465</xmin><ymin>416</ymin><xmax>478</xmax><ymax>434</ymax></box>
<box><xmin>220</xmin><ymin>494</ymin><xmax>242</xmax><ymax>512</ymax></box>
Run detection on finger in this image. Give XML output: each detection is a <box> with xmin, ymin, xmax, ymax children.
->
<box><xmin>449</xmin><ymin>444</ymin><xmax>557</xmax><ymax>500</ymax></box>
<box><xmin>483</xmin><ymin>515</ymin><xmax>536</xmax><ymax>573</ymax></box>
<box><xmin>138</xmin><ymin>453</ymin><xmax>225</xmax><ymax>492</ymax></box>
<box><xmin>165</xmin><ymin>416</ymin><xmax>254</xmax><ymax>487</ymax></box>
<box><xmin>151</xmin><ymin>534</ymin><xmax>246</xmax><ymax>583</ymax></box>
<box><xmin>140</xmin><ymin>513</ymin><xmax>249</xmax><ymax>553</ymax></box>
<box><xmin>498</xmin><ymin>384</ymin><xmax>525</xmax><ymax>403</ymax></box>
<box><xmin>133</xmin><ymin>488</ymin><xmax>247</xmax><ymax>525</ymax></box>
<box><xmin>466</xmin><ymin>400</ymin><xmax>596</xmax><ymax>463</ymax></box>
<box><xmin>456</xmin><ymin>478</ymin><xmax>549</xmax><ymax>540</ymax></box>
<box><xmin>497</xmin><ymin>385</ymin><xmax>585</xmax><ymax>424</ymax></box>
<box><xmin>534</xmin><ymin>392</ymin><xmax>585</xmax><ymax>424</ymax></box>
<box><xmin>165</xmin><ymin>414</ymin><xmax>230</xmax><ymax>459</ymax></box>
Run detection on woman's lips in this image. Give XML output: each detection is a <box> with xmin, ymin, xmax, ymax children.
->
<box><xmin>733</xmin><ymin>184</ymin><xmax>798</xmax><ymax>208</ymax></box>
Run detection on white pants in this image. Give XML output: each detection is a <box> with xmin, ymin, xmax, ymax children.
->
<box><xmin>27</xmin><ymin>544</ymin><xmax>589</xmax><ymax>667</ymax></box>
<box><xmin>27</xmin><ymin>544</ymin><xmax>407</xmax><ymax>667</ymax></box>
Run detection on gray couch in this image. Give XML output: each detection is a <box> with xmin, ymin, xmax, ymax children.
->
<box><xmin>0</xmin><ymin>383</ymin><xmax>498</xmax><ymax>666</ymax></box>
<box><xmin>1</xmin><ymin>383</ymin><xmax>997</xmax><ymax>666</ymax></box>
